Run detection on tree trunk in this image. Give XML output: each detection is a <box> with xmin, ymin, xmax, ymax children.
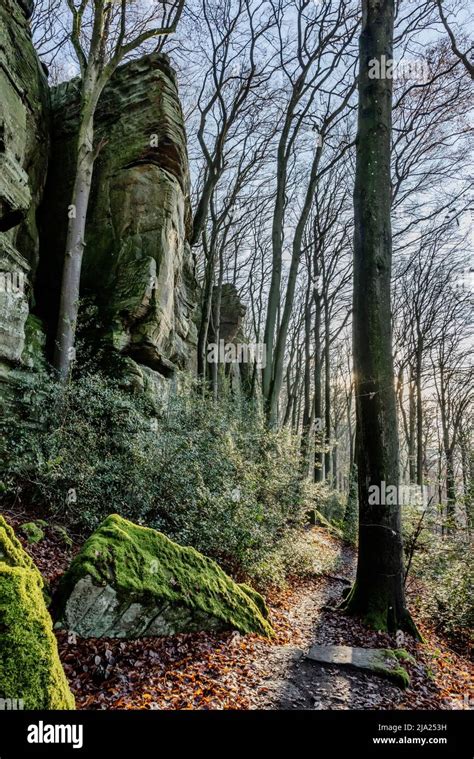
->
<box><xmin>313</xmin><ymin>289</ymin><xmax>323</xmax><ymax>482</ymax></box>
<box><xmin>445</xmin><ymin>448</ymin><xmax>456</xmax><ymax>525</ymax></box>
<box><xmin>211</xmin><ymin>247</ymin><xmax>224</xmax><ymax>401</ymax></box>
<box><xmin>415</xmin><ymin>345</ymin><xmax>424</xmax><ymax>486</ymax></box>
<box><xmin>341</xmin><ymin>0</ymin><xmax>419</xmax><ymax>637</ymax></box>
<box><xmin>197</xmin><ymin>237</ymin><xmax>216</xmax><ymax>380</ymax></box>
<box><xmin>53</xmin><ymin>102</ymin><xmax>95</xmax><ymax>380</ymax></box>
<box><xmin>301</xmin><ymin>277</ymin><xmax>313</xmax><ymax>470</ymax></box>
<box><xmin>408</xmin><ymin>368</ymin><xmax>416</xmax><ymax>483</ymax></box>
<box><xmin>324</xmin><ymin>301</ymin><xmax>331</xmax><ymax>482</ymax></box>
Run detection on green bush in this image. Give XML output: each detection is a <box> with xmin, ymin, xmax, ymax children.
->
<box><xmin>1</xmin><ymin>373</ymin><xmax>311</xmax><ymax>581</ymax></box>
<box><xmin>403</xmin><ymin>504</ymin><xmax>473</xmax><ymax>641</ymax></box>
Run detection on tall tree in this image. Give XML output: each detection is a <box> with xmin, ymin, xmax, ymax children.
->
<box><xmin>341</xmin><ymin>0</ymin><xmax>419</xmax><ymax>635</ymax></box>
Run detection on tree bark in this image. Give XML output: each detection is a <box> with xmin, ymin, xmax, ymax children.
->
<box><xmin>313</xmin><ymin>287</ymin><xmax>323</xmax><ymax>482</ymax></box>
<box><xmin>324</xmin><ymin>299</ymin><xmax>331</xmax><ymax>482</ymax></box>
<box><xmin>415</xmin><ymin>343</ymin><xmax>424</xmax><ymax>486</ymax></box>
<box><xmin>341</xmin><ymin>0</ymin><xmax>419</xmax><ymax>636</ymax></box>
<box><xmin>197</xmin><ymin>234</ymin><xmax>216</xmax><ymax>380</ymax></box>
<box><xmin>54</xmin><ymin>87</ymin><xmax>97</xmax><ymax>380</ymax></box>
<box><xmin>408</xmin><ymin>368</ymin><xmax>416</xmax><ymax>483</ymax></box>
<box><xmin>301</xmin><ymin>276</ymin><xmax>313</xmax><ymax>470</ymax></box>
<box><xmin>445</xmin><ymin>447</ymin><xmax>456</xmax><ymax>524</ymax></box>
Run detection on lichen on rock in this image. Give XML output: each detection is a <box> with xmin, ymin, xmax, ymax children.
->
<box><xmin>0</xmin><ymin>516</ymin><xmax>75</xmax><ymax>709</ymax></box>
<box><xmin>54</xmin><ymin>514</ymin><xmax>273</xmax><ymax>639</ymax></box>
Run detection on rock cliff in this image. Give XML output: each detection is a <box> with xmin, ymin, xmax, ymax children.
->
<box><xmin>0</xmin><ymin>9</ymin><xmax>198</xmax><ymax>397</ymax></box>
<box><xmin>0</xmin><ymin>0</ymin><xmax>49</xmax><ymax>372</ymax></box>
<box><xmin>37</xmin><ymin>53</ymin><xmax>198</xmax><ymax>390</ymax></box>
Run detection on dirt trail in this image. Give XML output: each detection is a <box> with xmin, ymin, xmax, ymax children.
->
<box><xmin>5</xmin><ymin>513</ymin><xmax>463</xmax><ymax>710</ymax></box>
<box><xmin>247</xmin><ymin>574</ymin><xmax>404</xmax><ymax>709</ymax></box>
<box><xmin>236</xmin><ymin>541</ymin><xmax>409</xmax><ymax>710</ymax></box>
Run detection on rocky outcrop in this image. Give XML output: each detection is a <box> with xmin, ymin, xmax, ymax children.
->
<box><xmin>209</xmin><ymin>283</ymin><xmax>255</xmax><ymax>394</ymax></box>
<box><xmin>211</xmin><ymin>283</ymin><xmax>247</xmax><ymax>344</ymax></box>
<box><xmin>0</xmin><ymin>516</ymin><xmax>75</xmax><ymax>709</ymax></box>
<box><xmin>0</xmin><ymin>16</ymin><xmax>198</xmax><ymax>400</ymax></box>
<box><xmin>38</xmin><ymin>53</ymin><xmax>198</xmax><ymax>389</ymax></box>
<box><xmin>54</xmin><ymin>514</ymin><xmax>273</xmax><ymax>639</ymax></box>
<box><xmin>0</xmin><ymin>0</ymin><xmax>49</xmax><ymax>371</ymax></box>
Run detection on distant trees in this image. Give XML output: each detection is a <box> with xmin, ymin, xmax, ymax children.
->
<box><xmin>172</xmin><ymin>0</ymin><xmax>472</xmax><ymax>526</ymax></box>
<box><xmin>260</xmin><ymin>0</ymin><xmax>358</xmax><ymax>426</ymax></box>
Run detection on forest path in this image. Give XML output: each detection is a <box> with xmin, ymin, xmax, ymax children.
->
<box><xmin>5</xmin><ymin>512</ymin><xmax>460</xmax><ymax>710</ymax></box>
<box><xmin>245</xmin><ymin>539</ymin><xmax>406</xmax><ymax>709</ymax></box>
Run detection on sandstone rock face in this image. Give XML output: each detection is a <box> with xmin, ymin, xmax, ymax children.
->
<box><xmin>39</xmin><ymin>53</ymin><xmax>198</xmax><ymax>387</ymax></box>
<box><xmin>0</xmin><ymin>0</ymin><xmax>49</xmax><ymax>369</ymax></box>
<box><xmin>211</xmin><ymin>283</ymin><xmax>247</xmax><ymax>345</ymax></box>
<box><xmin>0</xmin><ymin>516</ymin><xmax>75</xmax><ymax>709</ymax></box>
<box><xmin>54</xmin><ymin>514</ymin><xmax>273</xmax><ymax>639</ymax></box>
<box><xmin>209</xmin><ymin>283</ymin><xmax>253</xmax><ymax>394</ymax></box>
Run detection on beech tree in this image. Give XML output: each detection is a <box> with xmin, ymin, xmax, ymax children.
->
<box><xmin>53</xmin><ymin>0</ymin><xmax>185</xmax><ymax>381</ymax></box>
<box><xmin>340</xmin><ymin>0</ymin><xmax>419</xmax><ymax>635</ymax></box>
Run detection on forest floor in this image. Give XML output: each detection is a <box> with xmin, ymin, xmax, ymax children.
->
<box><xmin>4</xmin><ymin>509</ymin><xmax>473</xmax><ymax>711</ymax></box>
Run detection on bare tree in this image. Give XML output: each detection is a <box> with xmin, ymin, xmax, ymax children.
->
<box><xmin>434</xmin><ymin>0</ymin><xmax>473</xmax><ymax>78</ymax></box>
<box><xmin>340</xmin><ymin>0</ymin><xmax>419</xmax><ymax>636</ymax></box>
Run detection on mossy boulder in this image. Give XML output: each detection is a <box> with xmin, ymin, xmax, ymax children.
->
<box><xmin>0</xmin><ymin>516</ymin><xmax>75</xmax><ymax>709</ymax></box>
<box><xmin>54</xmin><ymin>514</ymin><xmax>273</xmax><ymax>639</ymax></box>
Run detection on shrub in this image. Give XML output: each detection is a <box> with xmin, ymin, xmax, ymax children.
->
<box><xmin>1</xmin><ymin>372</ymin><xmax>311</xmax><ymax>582</ymax></box>
<box><xmin>403</xmin><ymin>504</ymin><xmax>473</xmax><ymax>642</ymax></box>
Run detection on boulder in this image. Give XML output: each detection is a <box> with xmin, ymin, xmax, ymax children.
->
<box><xmin>54</xmin><ymin>514</ymin><xmax>273</xmax><ymax>639</ymax></box>
<box><xmin>0</xmin><ymin>516</ymin><xmax>75</xmax><ymax>709</ymax></box>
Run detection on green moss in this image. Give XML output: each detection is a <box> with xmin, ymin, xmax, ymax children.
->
<box><xmin>239</xmin><ymin>582</ymin><xmax>270</xmax><ymax>618</ymax></box>
<box><xmin>52</xmin><ymin>524</ymin><xmax>73</xmax><ymax>548</ymax></box>
<box><xmin>21</xmin><ymin>315</ymin><xmax>47</xmax><ymax>372</ymax></box>
<box><xmin>56</xmin><ymin>514</ymin><xmax>273</xmax><ymax>637</ymax></box>
<box><xmin>20</xmin><ymin>521</ymin><xmax>44</xmax><ymax>544</ymax></box>
<box><xmin>371</xmin><ymin>649</ymin><xmax>415</xmax><ymax>688</ymax></box>
<box><xmin>0</xmin><ymin>517</ymin><xmax>74</xmax><ymax>709</ymax></box>
<box><xmin>372</xmin><ymin>658</ymin><xmax>410</xmax><ymax>688</ymax></box>
<box><xmin>383</xmin><ymin>648</ymin><xmax>416</xmax><ymax>664</ymax></box>
<box><xmin>388</xmin><ymin>666</ymin><xmax>410</xmax><ymax>689</ymax></box>
<box><xmin>0</xmin><ymin>517</ymin><xmax>41</xmax><ymax>575</ymax></box>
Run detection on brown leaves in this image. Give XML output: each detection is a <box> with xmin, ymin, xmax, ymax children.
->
<box><xmin>6</xmin><ymin>512</ymin><xmax>472</xmax><ymax>712</ymax></box>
